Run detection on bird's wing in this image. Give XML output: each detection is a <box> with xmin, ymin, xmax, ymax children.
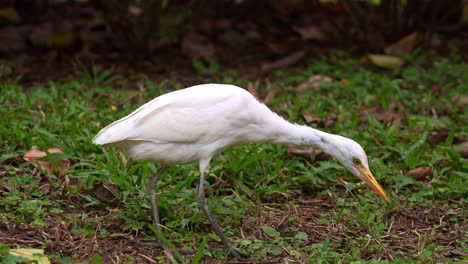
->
<box><xmin>94</xmin><ymin>87</ymin><xmax>253</xmax><ymax>145</ymax></box>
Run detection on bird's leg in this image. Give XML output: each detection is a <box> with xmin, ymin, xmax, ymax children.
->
<box><xmin>148</xmin><ymin>166</ymin><xmax>179</xmax><ymax>259</ymax></box>
<box><xmin>149</xmin><ymin>166</ymin><xmax>166</xmax><ymax>233</ymax></box>
<box><xmin>196</xmin><ymin>160</ymin><xmax>246</xmax><ymax>261</ymax></box>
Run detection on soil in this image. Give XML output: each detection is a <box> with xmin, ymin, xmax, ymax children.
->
<box><xmin>1</xmin><ymin>194</ymin><xmax>466</xmax><ymax>263</ymax></box>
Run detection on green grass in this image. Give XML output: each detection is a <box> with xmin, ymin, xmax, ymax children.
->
<box><xmin>0</xmin><ymin>53</ymin><xmax>467</xmax><ymax>263</ymax></box>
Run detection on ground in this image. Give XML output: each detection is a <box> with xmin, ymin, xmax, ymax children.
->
<box><xmin>0</xmin><ymin>1</ymin><xmax>467</xmax><ymax>263</ymax></box>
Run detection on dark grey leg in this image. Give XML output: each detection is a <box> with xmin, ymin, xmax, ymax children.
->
<box><xmin>196</xmin><ymin>160</ymin><xmax>246</xmax><ymax>261</ymax></box>
<box><xmin>148</xmin><ymin>166</ymin><xmax>179</xmax><ymax>260</ymax></box>
<box><xmin>149</xmin><ymin>166</ymin><xmax>166</xmax><ymax>233</ymax></box>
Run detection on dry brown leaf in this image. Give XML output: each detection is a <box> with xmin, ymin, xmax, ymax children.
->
<box><xmin>297</xmin><ymin>83</ymin><xmax>308</xmax><ymax>93</ymax></box>
<box><xmin>128</xmin><ymin>5</ymin><xmax>143</xmax><ymax>16</ymax></box>
<box><xmin>430</xmin><ymin>85</ymin><xmax>442</xmax><ymax>94</ymax></box>
<box><xmin>384</xmin><ymin>32</ymin><xmax>423</xmax><ymax>55</ymax></box>
<box><xmin>39</xmin><ymin>181</ymin><xmax>51</xmax><ymax>195</ymax></box>
<box><xmin>407</xmin><ymin>166</ymin><xmax>433</xmax><ymax>181</ymax></box>
<box><xmin>302</xmin><ymin>113</ymin><xmax>321</xmax><ymax>124</ymax></box>
<box><xmin>427</xmin><ymin>130</ymin><xmax>449</xmax><ymax>146</ymax></box>
<box><xmin>454</xmin><ymin>142</ymin><xmax>468</xmax><ymax>158</ymax></box>
<box><xmin>451</xmin><ymin>95</ymin><xmax>468</xmax><ymax>107</ymax></box>
<box><xmin>93</xmin><ymin>183</ymin><xmax>118</xmax><ymax>205</ymax></box>
<box><xmin>386</xmin><ymin>113</ymin><xmax>402</xmax><ymax>129</ymax></box>
<box><xmin>294</xmin><ymin>25</ymin><xmax>325</xmax><ymax>41</ymax></box>
<box><xmin>23</xmin><ymin>147</ymin><xmax>69</xmax><ymax>177</ymax></box>
<box><xmin>1</xmin><ymin>183</ymin><xmax>13</xmax><ymax>192</ymax></box>
<box><xmin>297</xmin><ymin>75</ymin><xmax>332</xmax><ymax>92</ymax></box>
<box><xmin>287</xmin><ymin>147</ymin><xmax>332</xmax><ymax>161</ymax></box>
<box><xmin>62</xmin><ymin>174</ymin><xmax>70</xmax><ymax>197</ymax></box>
<box><xmin>301</xmin><ymin>111</ymin><xmax>334</xmax><ymax>128</ymax></box>
<box><xmin>309</xmin><ymin>75</ymin><xmax>332</xmax><ymax>90</ymax></box>
<box><xmin>360</xmin><ymin>106</ymin><xmax>401</xmax><ymax>131</ymax></box>
<box><xmin>314</xmin><ymin>149</ymin><xmax>332</xmax><ymax>161</ymax></box>
<box><xmin>288</xmin><ymin>147</ymin><xmax>313</xmax><ymax>160</ymax></box>
<box><xmin>23</xmin><ymin>148</ymin><xmax>47</xmax><ymax>164</ymax></box>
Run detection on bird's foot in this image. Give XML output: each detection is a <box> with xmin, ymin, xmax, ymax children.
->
<box><xmin>129</xmin><ymin>240</ymin><xmax>250</xmax><ymax>262</ymax></box>
<box><xmin>228</xmin><ymin>247</ymin><xmax>249</xmax><ymax>262</ymax></box>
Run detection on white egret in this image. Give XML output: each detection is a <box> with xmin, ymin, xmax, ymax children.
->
<box><xmin>93</xmin><ymin>84</ymin><xmax>389</xmax><ymax>260</ymax></box>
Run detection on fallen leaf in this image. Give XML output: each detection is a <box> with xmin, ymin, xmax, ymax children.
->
<box><xmin>360</xmin><ymin>106</ymin><xmax>401</xmax><ymax>130</ymax></box>
<box><xmin>297</xmin><ymin>75</ymin><xmax>332</xmax><ymax>92</ymax></box>
<box><xmin>23</xmin><ymin>148</ymin><xmax>70</xmax><ymax>177</ymax></box>
<box><xmin>451</xmin><ymin>95</ymin><xmax>468</xmax><ymax>107</ymax></box>
<box><xmin>302</xmin><ymin>113</ymin><xmax>321</xmax><ymax>124</ymax></box>
<box><xmin>384</xmin><ymin>32</ymin><xmax>423</xmax><ymax>55</ymax></box>
<box><xmin>62</xmin><ymin>174</ymin><xmax>70</xmax><ymax>197</ymax></box>
<box><xmin>301</xmin><ymin>111</ymin><xmax>334</xmax><ymax>128</ymax></box>
<box><xmin>367</xmin><ymin>54</ymin><xmax>405</xmax><ymax>69</ymax></box>
<box><xmin>385</xmin><ymin>113</ymin><xmax>401</xmax><ymax>129</ymax></box>
<box><xmin>430</xmin><ymin>85</ymin><xmax>442</xmax><ymax>94</ymax></box>
<box><xmin>0</xmin><ymin>7</ymin><xmax>21</xmax><ymax>23</ymax></box>
<box><xmin>407</xmin><ymin>166</ymin><xmax>433</xmax><ymax>181</ymax></box>
<box><xmin>181</xmin><ymin>32</ymin><xmax>216</xmax><ymax>61</ymax></box>
<box><xmin>454</xmin><ymin>142</ymin><xmax>468</xmax><ymax>158</ymax></box>
<box><xmin>23</xmin><ymin>148</ymin><xmax>47</xmax><ymax>164</ymax></box>
<box><xmin>461</xmin><ymin>2</ymin><xmax>468</xmax><ymax>23</ymax></box>
<box><xmin>288</xmin><ymin>147</ymin><xmax>313</xmax><ymax>160</ymax></box>
<box><xmin>9</xmin><ymin>248</ymin><xmax>50</xmax><ymax>264</ymax></box>
<box><xmin>340</xmin><ymin>79</ymin><xmax>349</xmax><ymax>86</ymax></box>
<box><xmin>262</xmin><ymin>226</ymin><xmax>280</xmax><ymax>238</ymax></box>
<box><xmin>47</xmin><ymin>28</ymin><xmax>78</xmax><ymax>49</ymax></box>
<box><xmin>427</xmin><ymin>130</ymin><xmax>449</xmax><ymax>146</ymax></box>
<box><xmin>39</xmin><ymin>181</ymin><xmax>51</xmax><ymax>195</ymax></box>
<box><xmin>93</xmin><ymin>183</ymin><xmax>118</xmax><ymax>205</ymax></box>
<box><xmin>314</xmin><ymin>149</ymin><xmax>332</xmax><ymax>161</ymax></box>
<box><xmin>128</xmin><ymin>5</ymin><xmax>143</xmax><ymax>16</ymax></box>
<box><xmin>1</xmin><ymin>183</ymin><xmax>13</xmax><ymax>192</ymax></box>
<box><xmin>294</xmin><ymin>25</ymin><xmax>325</xmax><ymax>41</ymax></box>
<box><xmin>287</xmin><ymin>147</ymin><xmax>332</xmax><ymax>161</ymax></box>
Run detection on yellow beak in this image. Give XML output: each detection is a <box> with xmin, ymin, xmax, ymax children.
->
<box><xmin>356</xmin><ymin>164</ymin><xmax>389</xmax><ymax>203</ymax></box>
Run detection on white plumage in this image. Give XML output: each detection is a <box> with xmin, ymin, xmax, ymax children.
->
<box><xmin>94</xmin><ymin>84</ymin><xmax>303</xmax><ymax>164</ymax></box>
<box><xmin>93</xmin><ymin>83</ymin><xmax>388</xmax><ymax>260</ymax></box>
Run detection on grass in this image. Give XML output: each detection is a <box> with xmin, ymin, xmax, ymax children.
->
<box><xmin>0</xmin><ymin>52</ymin><xmax>467</xmax><ymax>263</ymax></box>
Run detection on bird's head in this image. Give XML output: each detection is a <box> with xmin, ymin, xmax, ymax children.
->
<box><xmin>325</xmin><ymin>136</ymin><xmax>389</xmax><ymax>203</ymax></box>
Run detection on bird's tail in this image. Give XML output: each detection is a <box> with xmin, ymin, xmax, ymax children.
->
<box><xmin>92</xmin><ymin>120</ymin><xmax>130</xmax><ymax>146</ymax></box>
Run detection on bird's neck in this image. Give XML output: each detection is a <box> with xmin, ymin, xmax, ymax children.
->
<box><xmin>267</xmin><ymin>121</ymin><xmax>337</xmax><ymax>152</ymax></box>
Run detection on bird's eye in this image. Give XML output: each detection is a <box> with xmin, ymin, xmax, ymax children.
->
<box><xmin>352</xmin><ymin>158</ymin><xmax>360</xmax><ymax>165</ymax></box>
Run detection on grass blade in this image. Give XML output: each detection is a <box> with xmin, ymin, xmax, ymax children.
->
<box><xmin>191</xmin><ymin>236</ymin><xmax>207</xmax><ymax>264</ymax></box>
<box><xmin>149</xmin><ymin>225</ymin><xmax>185</xmax><ymax>263</ymax></box>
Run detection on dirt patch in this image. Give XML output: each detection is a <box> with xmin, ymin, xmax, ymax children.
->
<box><xmin>1</xmin><ymin>194</ymin><xmax>465</xmax><ymax>263</ymax></box>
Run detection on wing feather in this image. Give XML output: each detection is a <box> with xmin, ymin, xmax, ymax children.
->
<box><xmin>93</xmin><ymin>84</ymin><xmax>253</xmax><ymax>146</ymax></box>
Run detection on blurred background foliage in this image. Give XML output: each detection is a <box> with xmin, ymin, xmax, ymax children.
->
<box><xmin>0</xmin><ymin>0</ymin><xmax>466</xmax><ymax>56</ymax></box>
